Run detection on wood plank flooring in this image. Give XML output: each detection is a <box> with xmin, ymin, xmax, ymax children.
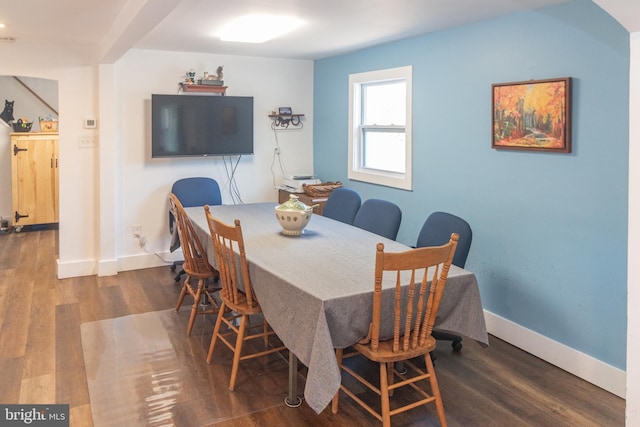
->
<box><xmin>0</xmin><ymin>228</ymin><xmax>625</xmax><ymax>426</ymax></box>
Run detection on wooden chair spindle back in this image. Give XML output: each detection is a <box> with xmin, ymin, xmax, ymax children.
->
<box><xmin>169</xmin><ymin>193</ymin><xmax>213</xmax><ymax>276</ymax></box>
<box><xmin>370</xmin><ymin>234</ymin><xmax>458</xmax><ymax>354</ymax></box>
<box><xmin>204</xmin><ymin>207</ymin><xmax>256</xmax><ymax>308</ymax></box>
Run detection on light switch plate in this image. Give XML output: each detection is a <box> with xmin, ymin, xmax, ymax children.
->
<box><xmin>78</xmin><ymin>136</ymin><xmax>97</xmax><ymax>148</ymax></box>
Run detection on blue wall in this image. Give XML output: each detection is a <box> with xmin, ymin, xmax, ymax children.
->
<box><xmin>313</xmin><ymin>0</ymin><xmax>629</xmax><ymax>369</ymax></box>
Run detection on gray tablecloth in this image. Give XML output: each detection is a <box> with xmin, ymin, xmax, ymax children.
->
<box><xmin>186</xmin><ymin>203</ymin><xmax>488</xmax><ymax>413</ymax></box>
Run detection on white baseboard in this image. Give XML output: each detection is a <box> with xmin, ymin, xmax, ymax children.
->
<box><xmin>98</xmin><ymin>259</ymin><xmax>119</xmax><ymax>276</ymax></box>
<box><xmin>118</xmin><ymin>251</ymin><xmax>178</xmax><ymax>272</ymax></box>
<box><xmin>57</xmin><ymin>251</ymin><xmax>181</xmax><ymax>278</ymax></box>
<box><xmin>484</xmin><ymin>310</ymin><xmax>626</xmax><ymax>398</ymax></box>
<box><xmin>57</xmin><ymin>258</ymin><xmax>97</xmax><ymax>279</ymax></box>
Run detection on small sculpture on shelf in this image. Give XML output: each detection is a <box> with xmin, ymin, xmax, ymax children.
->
<box><xmin>196</xmin><ymin>66</ymin><xmax>224</xmax><ymax>86</ymax></box>
<box><xmin>184</xmin><ymin>69</ymin><xmax>196</xmax><ymax>85</ymax></box>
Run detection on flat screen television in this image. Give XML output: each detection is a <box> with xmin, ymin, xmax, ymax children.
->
<box><xmin>151</xmin><ymin>94</ymin><xmax>254</xmax><ymax>157</ymax></box>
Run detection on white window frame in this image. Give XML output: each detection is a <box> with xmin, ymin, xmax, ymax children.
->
<box><xmin>348</xmin><ymin>66</ymin><xmax>413</xmax><ymax>190</ymax></box>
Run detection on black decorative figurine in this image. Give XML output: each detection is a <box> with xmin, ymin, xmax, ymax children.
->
<box><xmin>0</xmin><ymin>100</ymin><xmax>15</xmax><ymax>124</ymax></box>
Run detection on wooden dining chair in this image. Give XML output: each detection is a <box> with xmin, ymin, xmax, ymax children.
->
<box><xmin>204</xmin><ymin>205</ymin><xmax>286</xmax><ymax>391</ymax></box>
<box><xmin>168</xmin><ymin>193</ymin><xmax>220</xmax><ymax>336</ymax></box>
<box><xmin>169</xmin><ymin>177</ymin><xmax>222</xmax><ymax>282</ymax></box>
<box><xmin>332</xmin><ymin>234</ymin><xmax>458</xmax><ymax>427</ymax></box>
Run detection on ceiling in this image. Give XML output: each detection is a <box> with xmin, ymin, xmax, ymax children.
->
<box><xmin>132</xmin><ymin>0</ymin><xmax>571</xmax><ymax>60</ymax></box>
<box><xmin>0</xmin><ymin>0</ymin><xmax>569</xmax><ymax>61</ymax></box>
<box><xmin>0</xmin><ymin>0</ymin><xmax>635</xmax><ymax>62</ymax></box>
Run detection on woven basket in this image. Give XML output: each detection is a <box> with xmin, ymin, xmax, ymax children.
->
<box><xmin>303</xmin><ymin>181</ymin><xmax>342</xmax><ymax>197</ymax></box>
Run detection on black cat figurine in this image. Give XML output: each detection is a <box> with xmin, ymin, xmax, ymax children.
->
<box><xmin>0</xmin><ymin>100</ymin><xmax>15</xmax><ymax>124</ymax></box>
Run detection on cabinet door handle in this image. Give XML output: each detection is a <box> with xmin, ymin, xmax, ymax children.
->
<box><xmin>15</xmin><ymin>211</ymin><xmax>29</xmax><ymax>223</ymax></box>
<box><xmin>13</xmin><ymin>144</ymin><xmax>27</xmax><ymax>156</ymax></box>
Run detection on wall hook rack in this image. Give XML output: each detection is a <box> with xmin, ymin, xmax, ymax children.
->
<box><xmin>269</xmin><ymin>113</ymin><xmax>304</xmax><ymax>129</ymax></box>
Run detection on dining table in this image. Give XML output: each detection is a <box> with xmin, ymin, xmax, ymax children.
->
<box><xmin>185</xmin><ymin>202</ymin><xmax>488</xmax><ymax>414</ymax></box>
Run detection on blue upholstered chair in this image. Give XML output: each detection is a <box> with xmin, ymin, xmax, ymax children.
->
<box><xmin>322</xmin><ymin>188</ymin><xmax>362</xmax><ymax>225</ymax></box>
<box><xmin>416</xmin><ymin>211</ymin><xmax>472</xmax><ymax>351</ymax></box>
<box><xmin>170</xmin><ymin>177</ymin><xmax>222</xmax><ymax>281</ymax></box>
<box><xmin>416</xmin><ymin>211</ymin><xmax>472</xmax><ymax>268</ymax></box>
<box><xmin>352</xmin><ymin>199</ymin><xmax>402</xmax><ymax>241</ymax></box>
<box><xmin>171</xmin><ymin>177</ymin><xmax>222</xmax><ymax>209</ymax></box>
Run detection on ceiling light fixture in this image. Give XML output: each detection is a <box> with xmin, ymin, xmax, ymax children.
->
<box><xmin>218</xmin><ymin>14</ymin><xmax>304</xmax><ymax>43</ymax></box>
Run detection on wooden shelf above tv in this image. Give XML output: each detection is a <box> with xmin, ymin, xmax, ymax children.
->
<box><xmin>180</xmin><ymin>84</ymin><xmax>227</xmax><ymax>95</ymax></box>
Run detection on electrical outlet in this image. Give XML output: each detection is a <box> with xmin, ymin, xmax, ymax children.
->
<box><xmin>132</xmin><ymin>224</ymin><xmax>141</xmax><ymax>238</ymax></box>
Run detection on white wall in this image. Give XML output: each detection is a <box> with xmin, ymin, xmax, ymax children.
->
<box><xmin>111</xmin><ymin>49</ymin><xmax>314</xmax><ymax>272</ymax></box>
<box><xmin>0</xmin><ymin>43</ymin><xmax>314</xmax><ymax>279</ymax></box>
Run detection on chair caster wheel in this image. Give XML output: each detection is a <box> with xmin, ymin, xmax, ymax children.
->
<box><xmin>452</xmin><ymin>340</ymin><xmax>462</xmax><ymax>352</ymax></box>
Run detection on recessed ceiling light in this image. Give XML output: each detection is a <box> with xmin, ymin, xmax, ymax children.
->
<box><xmin>0</xmin><ymin>24</ymin><xmax>5</xmax><ymax>29</ymax></box>
<box><xmin>218</xmin><ymin>14</ymin><xmax>304</xmax><ymax>43</ymax></box>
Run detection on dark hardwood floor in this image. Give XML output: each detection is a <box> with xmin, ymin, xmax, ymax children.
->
<box><xmin>0</xmin><ymin>228</ymin><xmax>625</xmax><ymax>426</ymax></box>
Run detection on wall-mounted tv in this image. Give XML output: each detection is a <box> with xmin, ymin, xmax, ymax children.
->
<box><xmin>151</xmin><ymin>94</ymin><xmax>254</xmax><ymax>157</ymax></box>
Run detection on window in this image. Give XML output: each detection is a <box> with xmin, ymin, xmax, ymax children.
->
<box><xmin>348</xmin><ymin>66</ymin><xmax>412</xmax><ymax>190</ymax></box>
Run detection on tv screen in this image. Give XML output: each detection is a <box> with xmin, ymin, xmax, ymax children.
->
<box><xmin>151</xmin><ymin>94</ymin><xmax>254</xmax><ymax>157</ymax></box>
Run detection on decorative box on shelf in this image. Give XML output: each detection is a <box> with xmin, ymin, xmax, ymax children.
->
<box><xmin>197</xmin><ymin>79</ymin><xmax>224</xmax><ymax>86</ymax></box>
<box><xmin>39</xmin><ymin>119</ymin><xmax>58</xmax><ymax>132</ymax></box>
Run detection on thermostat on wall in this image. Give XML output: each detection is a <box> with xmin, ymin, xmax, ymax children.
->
<box><xmin>84</xmin><ymin>118</ymin><xmax>96</xmax><ymax>129</ymax></box>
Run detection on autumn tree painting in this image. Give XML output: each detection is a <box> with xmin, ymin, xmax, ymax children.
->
<box><xmin>492</xmin><ymin>78</ymin><xmax>571</xmax><ymax>153</ymax></box>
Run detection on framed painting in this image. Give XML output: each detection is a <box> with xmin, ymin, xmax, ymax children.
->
<box><xmin>492</xmin><ymin>77</ymin><xmax>571</xmax><ymax>153</ymax></box>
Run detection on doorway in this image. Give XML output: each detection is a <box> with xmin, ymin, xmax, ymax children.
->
<box><xmin>0</xmin><ymin>75</ymin><xmax>59</xmax><ymax>249</ymax></box>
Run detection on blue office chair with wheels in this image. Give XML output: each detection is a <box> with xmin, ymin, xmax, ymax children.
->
<box><xmin>352</xmin><ymin>198</ymin><xmax>402</xmax><ymax>241</ymax></box>
<box><xmin>322</xmin><ymin>188</ymin><xmax>362</xmax><ymax>225</ymax></box>
<box><xmin>416</xmin><ymin>211</ymin><xmax>472</xmax><ymax>351</ymax></box>
<box><xmin>170</xmin><ymin>177</ymin><xmax>222</xmax><ymax>281</ymax></box>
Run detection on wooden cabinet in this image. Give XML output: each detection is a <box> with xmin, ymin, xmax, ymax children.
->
<box><xmin>278</xmin><ymin>189</ymin><xmax>327</xmax><ymax>215</ymax></box>
<box><xmin>11</xmin><ymin>133</ymin><xmax>59</xmax><ymax>228</ymax></box>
